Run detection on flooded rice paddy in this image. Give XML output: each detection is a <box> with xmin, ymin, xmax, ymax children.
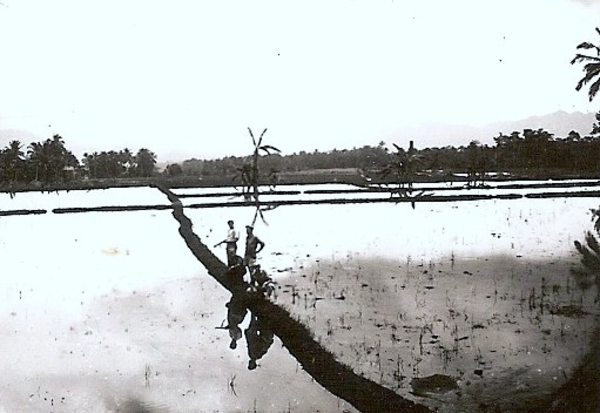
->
<box><xmin>1</xmin><ymin>182</ymin><xmax>599</xmax><ymax>412</ymax></box>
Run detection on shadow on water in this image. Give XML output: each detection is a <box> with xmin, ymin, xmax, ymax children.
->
<box><xmin>271</xmin><ymin>248</ymin><xmax>600</xmax><ymax>413</ymax></box>
<box><xmin>107</xmin><ymin>397</ymin><xmax>166</xmax><ymax>413</ymax></box>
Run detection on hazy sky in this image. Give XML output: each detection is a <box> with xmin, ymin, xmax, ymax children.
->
<box><xmin>0</xmin><ymin>0</ymin><xmax>599</xmax><ymax>161</ymax></box>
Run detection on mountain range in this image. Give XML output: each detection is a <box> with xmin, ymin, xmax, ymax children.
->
<box><xmin>398</xmin><ymin>110</ymin><xmax>597</xmax><ymax>149</ymax></box>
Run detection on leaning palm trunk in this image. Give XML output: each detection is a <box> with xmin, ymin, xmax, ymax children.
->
<box><xmin>153</xmin><ymin>183</ymin><xmax>431</xmax><ymax>413</ymax></box>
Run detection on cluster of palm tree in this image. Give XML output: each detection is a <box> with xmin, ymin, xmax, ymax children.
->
<box><xmin>0</xmin><ymin>135</ymin><xmax>158</xmax><ymax>186</ymax></box>
<box><xmin>0</xmin><ymin>135</ymin><xmax>78</xmax><ymax>185</ymax></box>
<box><xmin>82</xmin><ymin>148</ymin><xmax>157</xmax><ymax>179</ymax></box>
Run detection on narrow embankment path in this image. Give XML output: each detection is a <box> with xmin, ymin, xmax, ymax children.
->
<box><xmin>153</xmin><ymin>184</ymin><xmax>432</xmax><ymax>413</ymax></box>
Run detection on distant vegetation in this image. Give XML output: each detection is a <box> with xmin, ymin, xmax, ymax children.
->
<box><xmin>179</xmin><ymin>121</ymin><xmax>600</xmax><ymax>184</ymax></box>
<box><xmin>1</xmin><ymin>119</ymin><xmax>600</xmax><ymax>190</ymax></box>
<box><xmin>0</xmin><ymin>135</ymin><xmax>157</xmax><ymax>187</ymax></box>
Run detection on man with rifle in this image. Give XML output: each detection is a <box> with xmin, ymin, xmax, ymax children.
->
<box><xmin>214</xmin><ymin>220</ymin><xmax>240</xmax><ymax>268</ymax></box>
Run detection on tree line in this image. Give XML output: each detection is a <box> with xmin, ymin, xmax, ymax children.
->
<box><xmin>177</xmin><ymin>119</ymin><xmax>600</xmax><ymax>182</ymax></box>
<box><xmin>0</xmin><ymin>134</ymin><xmax>157</xmax><ymax>186</ymax></box>
<box><xmin>2</xmin><ymin>120</ymin><xmax>599</xmax><ymax>189</ymax></box>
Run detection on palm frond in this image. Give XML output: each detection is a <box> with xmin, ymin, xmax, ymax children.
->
<box><xmin>576</xmin><ymin>68</ymin><xmax>596</xmax><ymax>89</ymax></box>
<box><xmin>575</xmin><ymin>64</ymin><xmax>600</xmax><ymax>94</ymax></box>
<box><xmin>257</xmin><ymin>128</ymin><xmax>268</xmax><ymax>148</ymax></box>
<box><xmin>575</xmin><ymin>239</ymin><xmax>600</xmax><ymax>272</ymax></box>
<box><xmin>248</xmin><ymin>127</ymin><xmax>256</xmax><ymax>147</ymax></box>
<box><xmin>259</xmin><ymin>144</ymin><xmax>281</xmax><ymax>153</ymax></box>
<box><xmin>258</xmin><ymin>208</ymin><xmax>268</xmax><ymax>226</ymax></box>
<box><xmin>591</xmin><ymin>207</ymin><xmax>600</xmax><ymax>233</ymax></box>
<box><xmin>588</xmin><ymin>76</ymin><xmax>600</xmax><ymax>101</ymax></box>
<box><xmin>585</xmin><ymin>231</ymin><xmax>600</xmax><ymax>257</ymax></box>
<box><xmin>571</xmin><ymin>266</ymin><xmax>596</xmax><ymax>290</ymax></box>
<box><xmin>576</xmin><ymin>42</ymin><xmax>600</xmax><ymax>53</ymax></box>
<box><xmin>583</xmin><ymin>62</ymin><xmax>600</xmax><ymax>73</ymax></box>
<box><xmin>571</xmin><ymin>53</ymin><xmax>600</xmax><ymax>65</ymax></box>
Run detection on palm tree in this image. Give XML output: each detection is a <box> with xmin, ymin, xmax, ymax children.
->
<box><xmin>120</xmin><ymin>148</ymin><xmax>134</xmax><ymax>176</ymax></box>
<box><xmin>380</xmin><ymin>141</ymin><xmax>421</xmax><ymax>191</ymax></box>
<box><xmin>26</xmin><ymin>135</ymin><xmax>78</xmax><ymax>183</ymax></box>
<box><xmin>571</xmin><ymin>27</ymin><xmax>600</xmax><ymax>102</ymax></box>
<box><xmin>1</xmin><ymin>140</ymin><xmax>25</xmax><ymax>182</ymax></box>
<box><xmin>27</xmin><ymin>141</ymin><xmax>49</xmax><ymax>182</ymax></box>
<box><xmin>134</xmin><ymin>148</ymin><xmax>157</xmax><ymax>177</ymax></box>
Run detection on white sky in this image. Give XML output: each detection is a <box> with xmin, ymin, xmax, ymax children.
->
<box><xmin>0</xmin><ymin>0</ymin><xmax>599</xmax><ymax>161</ymax></box>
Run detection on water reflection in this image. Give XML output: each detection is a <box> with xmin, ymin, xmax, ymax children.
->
<box><xmin>226</xmin><ymin>292</ymin><xmax>248</xmax><ymax>350</ymax></box>
<box><xmin>225</xmin><ymin>292</ymin><xmax>274</xmax><ymax>370</ymax></box>
<box><xmin>246</xmin><ymin>311</ymin><xmax>274</xmax><ymax>370</ymax></box>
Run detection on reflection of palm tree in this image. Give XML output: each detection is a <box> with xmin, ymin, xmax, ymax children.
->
<box><xmin>571</xmin><ymin>27</ymin><xmax>600</xmax><ymax>102</ymax></box>
<box><xmin>245</xmin><ymin>312</ymin><xmax>274</xmax><ymax>370</ymax></box>
<box><xmin>234</xmin><ymin>128</ymin><xmax>281</xmax><ymax>226</ymax></box>
<box><xmin>573</xmin><ymin>206</ymin><xmax>600</xmax><ymax>301</ymax></box>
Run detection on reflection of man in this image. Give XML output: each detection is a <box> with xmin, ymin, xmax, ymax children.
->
<box><xmin>243</xmin><ymin>225</ymin><xmax>265</xmax><ymax>273</ymax></box>
<box><xmin>227</xmin><ymin>255</ymin><xmax>246</xmax><ymax>286</ymax></box>
<box><xmin>226</xmin><ymin>293</ymin><xmax>248</xmax><ymax>350</ymax></box>
<box><xmin>245</xmin><ymin>312</ymin><xmax>274</xmax><ymax>370</ymax></box>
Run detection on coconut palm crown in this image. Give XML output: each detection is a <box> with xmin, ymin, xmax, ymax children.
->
<box><xmin>571</xmin><ymin>27</ymin><xmax>600</xmax><ymax>102</ymax></box>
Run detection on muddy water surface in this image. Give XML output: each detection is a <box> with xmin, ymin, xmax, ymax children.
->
<box><xmin>192</xmin><ymin>196</ymin><xmax>600</xmax><ymax>412</ymax></box>
<box><xmin>0</xmin><ymin>209</ymin><xmax>357</xmax><ymax>412</ymax></box>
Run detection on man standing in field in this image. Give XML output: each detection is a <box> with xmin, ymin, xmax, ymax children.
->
<box><xmin>244</xmin><ymin>225</ymin><xmax>265</xmax><ymax>277</ymax></box>
<box><xmin>214</xmin><ymin>220</ymin><xmax>240</xmax><ymax>268</ymax></box>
